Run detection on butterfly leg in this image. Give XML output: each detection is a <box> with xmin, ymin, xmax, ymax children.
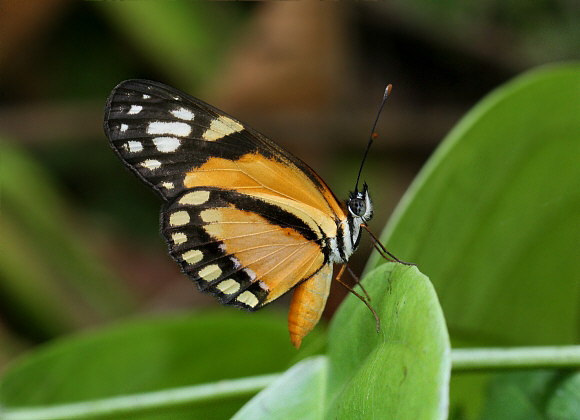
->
<box><xmin>335</xmin><ymin>264</ymin><xmax>380</xmax><ymax>333</ymax></box>
<box><xmin>344</xmin><ymin>265</ymin><xmax>373</xmax><ymax>302</ymax></box>
<box><xmin>336</xmin><ymin>263</ymin><xmax>372</xmax><ymax>302</ymax></box>
<box><xmin>361</xmin><ymin>224</ymin><xmax>416</xmax><ymax>266</ymax></box>
<box><xmin>288</xmin><ymin>264</ymin><xmax>332</xmax><ymax>349</ymax></box>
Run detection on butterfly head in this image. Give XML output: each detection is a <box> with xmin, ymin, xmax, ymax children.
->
<box><xmin>348</xmin><ymin>182</ymin><xmax>373</xmax><ymax>225</ymax></box>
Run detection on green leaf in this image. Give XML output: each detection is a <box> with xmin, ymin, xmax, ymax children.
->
<box><xmin>234</xmin><ymin>263</ymin><xmax>451</xmax><ymax>419</ymax></box>
<box><xmin>546</xmin><ymin>372</ymin><xmax>580</xmax><ymax>419</ymax></box>
<box><xmin>232</xmin><ymin>356</ymin><xmax>328</xmax><ymax>420</ymax></box>
<box><xmin>480</xmin><ymin>370</ymin><xmax>580</xmax><ymax>420</ymax></box>
<box><xmin>326</xmin><ymin>263</ymin><xmax>450</xmax><ymax>419</ymax></box>
<box><xmin>0</xmin><ymin>311</ymin><xmax>321</xmax><ymax>419</ymax></box>
<box><xmin>369</xmin><ymin>64</ymin><xmax>580</xmax><ymax>418</ymax></box>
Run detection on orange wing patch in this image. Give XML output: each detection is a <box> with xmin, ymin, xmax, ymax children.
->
<box><xmin>200</xmin><ymin>204</ymin><xmax>325</xmax><ymax>304</ymax></box>
<box><xmin>184</xmin><ymin>153</ymin><xmax>345</xmax><ymax>220</ymax></box>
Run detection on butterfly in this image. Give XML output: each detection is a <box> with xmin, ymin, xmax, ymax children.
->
<box><xmin>104</xmin><ymin>80</ymin><xmax>393</xmax><ymax>348</ymax></box>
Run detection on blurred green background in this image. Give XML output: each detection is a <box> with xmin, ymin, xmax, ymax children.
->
<box><xmin>1</xmin><ymin>1</ymin><xmax>579</xmax><ymax>371</ymax></box>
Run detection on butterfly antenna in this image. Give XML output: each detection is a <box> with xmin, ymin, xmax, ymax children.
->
<box><xmin>354</xmin><ymin>84</ymin><xmax>392</xmax><ymax>193</ymax></box>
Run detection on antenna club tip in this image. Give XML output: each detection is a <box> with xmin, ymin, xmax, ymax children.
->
<box><xmin>385</xmin><ymin>84</ymin><xmax>392</xmax><ymax>97</ymax></box>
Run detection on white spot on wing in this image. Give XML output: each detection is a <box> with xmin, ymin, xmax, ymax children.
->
<box><xmin>171</xmin><ymin>232</ymin><xmax>187</xmax><ymax>245</ymax></box>
<box><xmin>202</xmin><ymin>116</ymin><xmax>244</xmax><ymax>141</ymax></box>
<box><xmin>153</xmin><ymin>137</ymin><xmax>181</xmax><ymax>153</ymax></box>
<box><xmin>169</xmin><ymin>210</ymin><xmax>190</xmax><ymax>227</ymax></box>
<box><xmin>120</xmin><ymin>124</ymin><xmax>128</xmax><ymax>132</ymax></box>
<box><xmin>237</xmin><ymin>291</ymin><xmax>259</xmax><ymax>308</ymax></box>
<box><xmin>128</xmin><ymin>105</ymin><xmax>142</xmax><ymax>115</ymax></box>
<box><xmin>182</xmin><ymin>249</ymin><xmax>203</xmax><ymax>265</ymax></box>
<box><xmin>179</xmin><ymin>190</ymin><xmax>210</xmax><ymax>206</ymax></box>
<box><xmin>162</xmin><ymin>181</ymin><xmax>174</xmax><ymax>190</ymax></box>
<box><xmin>126</xmin><ymin>141</ymin><xmax>143</xmax><ymax>153</ymax></box>
<box><xmin>245</xmin><ymin>268</ymin><xmax>256</xmax><ymax>281</ymax></box>
<box><xmin>217</xmin><ymin>279</ymin><xmax>240</xmax><ymax>295</ymax></box>
<box><xmin>147</xmin><ymin>121</ymin><xmax>191</xmax><ymax>137</ymax></box>
<box><xmin>199</xmin><ymin>264</ymin><xmax>222</xmax><ymax>281</ymax></box>
<box><xmin>141</xmin><ymin>159</ymin><xmax>161</xmax><ymax>170</ymax></box>
<box><xmin>230</xmin><ymin>257</ymin><xmax>241</xmax><ymax>269</ymax></box>
<box><xmin>171</xmin><ymin>107</ymin><xmax>195</xmax><ymax>121</ymax></box>
<box><xmin>143</xmin><ymin>94</ymin><xmax>150</xmax><ymax>99</ymax></box>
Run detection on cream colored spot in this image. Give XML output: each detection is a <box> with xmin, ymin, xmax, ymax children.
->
<box><xmin>200</xmin><ymin>208</ymin><xmax>222</xmax><ymax>224</ymax></box>
<box><xmin>162</xmin><ymin>181</ymin><xmax>174</xmax><ymax>190</ymax></box>
<box><xmin>147</xmin><ymin>121</ymin><xmax>191</xmax><ymax>137</ymax></box>
<box><xmin>128</xmin><ymin>105</ymin><xmax>142</xmax><ymax>114</ymax></box>
<box><xmin>171</xmin><ymin>232</ymin><xmax>187</xmax><ymax>245</ymax></box>
<box><xmin>237</xmin><ymin>291</ymin><xmax>259</xmax><ymax>308</ymax></box>
<box><xmin>153</xmin><ymin>137</ymin><xmax>181</xmax><ymax>153</ymax></box>
<box><xmin>179</xmin><ymin>190</ymin><xmax>210</xmax><ymax>206</ymax></box>
<box><xmin>169</xmin><ymin>210</ymin><xmax>190</xmax><ymax>227</ymax></box>
<box><xmin>143</xmin><ymin>94</ymin><xmax>150</xmax><ymax>99</ymax></box>
<box><xmin>199</xmin><ymin>264</ymin><xmax>222</xmax><ymax>281</ymax></box>
<box><xmin>182</xmin><ymin>249</ymin><xmax>203</xmax><ymax>265</ymax></box>
<box><xmin>216</xmin><ymin>279</ymin><xmax>240</xmax><ymax>295</ymax></box>
<box><xmin>202</xmin><ymin>116</ymin><xmax>244</xmax><ymax>141</ymax></box>
<box><xmin>171</xmin><ymin>107</ymin><xmax>194</xmax><ymax>121</ymax></box>
<box><xmin>120</xmin><ymin>124</ymin><xmax>128</xmax><ymax>132</ymax></box>
<box><xmin>141</xmin><ymin>159</ymin><xmax>161</xmax><ymax>170</ymax></box>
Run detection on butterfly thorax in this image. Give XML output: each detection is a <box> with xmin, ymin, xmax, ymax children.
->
<box><xmin>329</xmin><ymin>183</ymin><xmax>373</xmax><ymax>264</ymax></box>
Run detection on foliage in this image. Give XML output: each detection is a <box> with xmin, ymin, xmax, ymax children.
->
<box><xmin>371</xmin><ymin>63</ymin><xmax>580</xmax><ymax>418</ymax></box>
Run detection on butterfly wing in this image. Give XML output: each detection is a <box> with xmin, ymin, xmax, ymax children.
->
<box><xmin>104</xmin><ymin>80</ymin><xmax>343</xmax><ymax>217</ymax></box>
<box><xmin>162</xmin><ymin>187</ymin><xmax>327</xmax><ymax>310</ymax></box>
<box><xmin>103</xmin><ymin>80</ymin><xmax>347</xmax><ymax>312</ymax></box>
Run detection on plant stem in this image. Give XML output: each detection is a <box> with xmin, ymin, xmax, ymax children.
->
<box><xmin>452</xmin><ymin>345</ymin><xmax>580</xmax><ymax>372</ymax></box>
<box><xmin>1</xmin><ymin>373</ymin><xmax>280</xmax><ymax>420</ymax></box>
<box><xmin>5</xmin><ymin>347</ymin><xmax>580</xmax><ymax>419</ymax></box>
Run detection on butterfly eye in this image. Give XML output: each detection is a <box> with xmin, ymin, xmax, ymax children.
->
<box><xmin>349</xmin><ymin>198</ymin><xmax>367</xmax><ymax>217</ymax></box>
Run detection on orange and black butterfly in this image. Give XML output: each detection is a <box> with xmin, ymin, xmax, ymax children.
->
<box><xmin>104</xmin><ymin>80</ymin><xmax>392</xmax><ymax>348</ymax></box>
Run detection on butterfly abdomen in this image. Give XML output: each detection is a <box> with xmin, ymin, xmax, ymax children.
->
<box><xmin>288</xmin><ymin>264</ymin><xmax>333</xmax><ymax>348</ymax></box>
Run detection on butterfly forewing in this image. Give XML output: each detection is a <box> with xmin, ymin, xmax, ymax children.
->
<box><xmin>105</xmin><ymin>80</ymin><xmax>266</xmax><ymax>201</ymax></box>
<box><xmin>104</xmin><ymin>80</ymin><xmax>344</xmax><ymax>217</ymax></box>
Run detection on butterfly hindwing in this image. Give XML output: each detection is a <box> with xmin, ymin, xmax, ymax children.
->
<box><xmin>162</xmin><ymin>187</ymin><xmax>328</xmax><ymax>310</ymax></box>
